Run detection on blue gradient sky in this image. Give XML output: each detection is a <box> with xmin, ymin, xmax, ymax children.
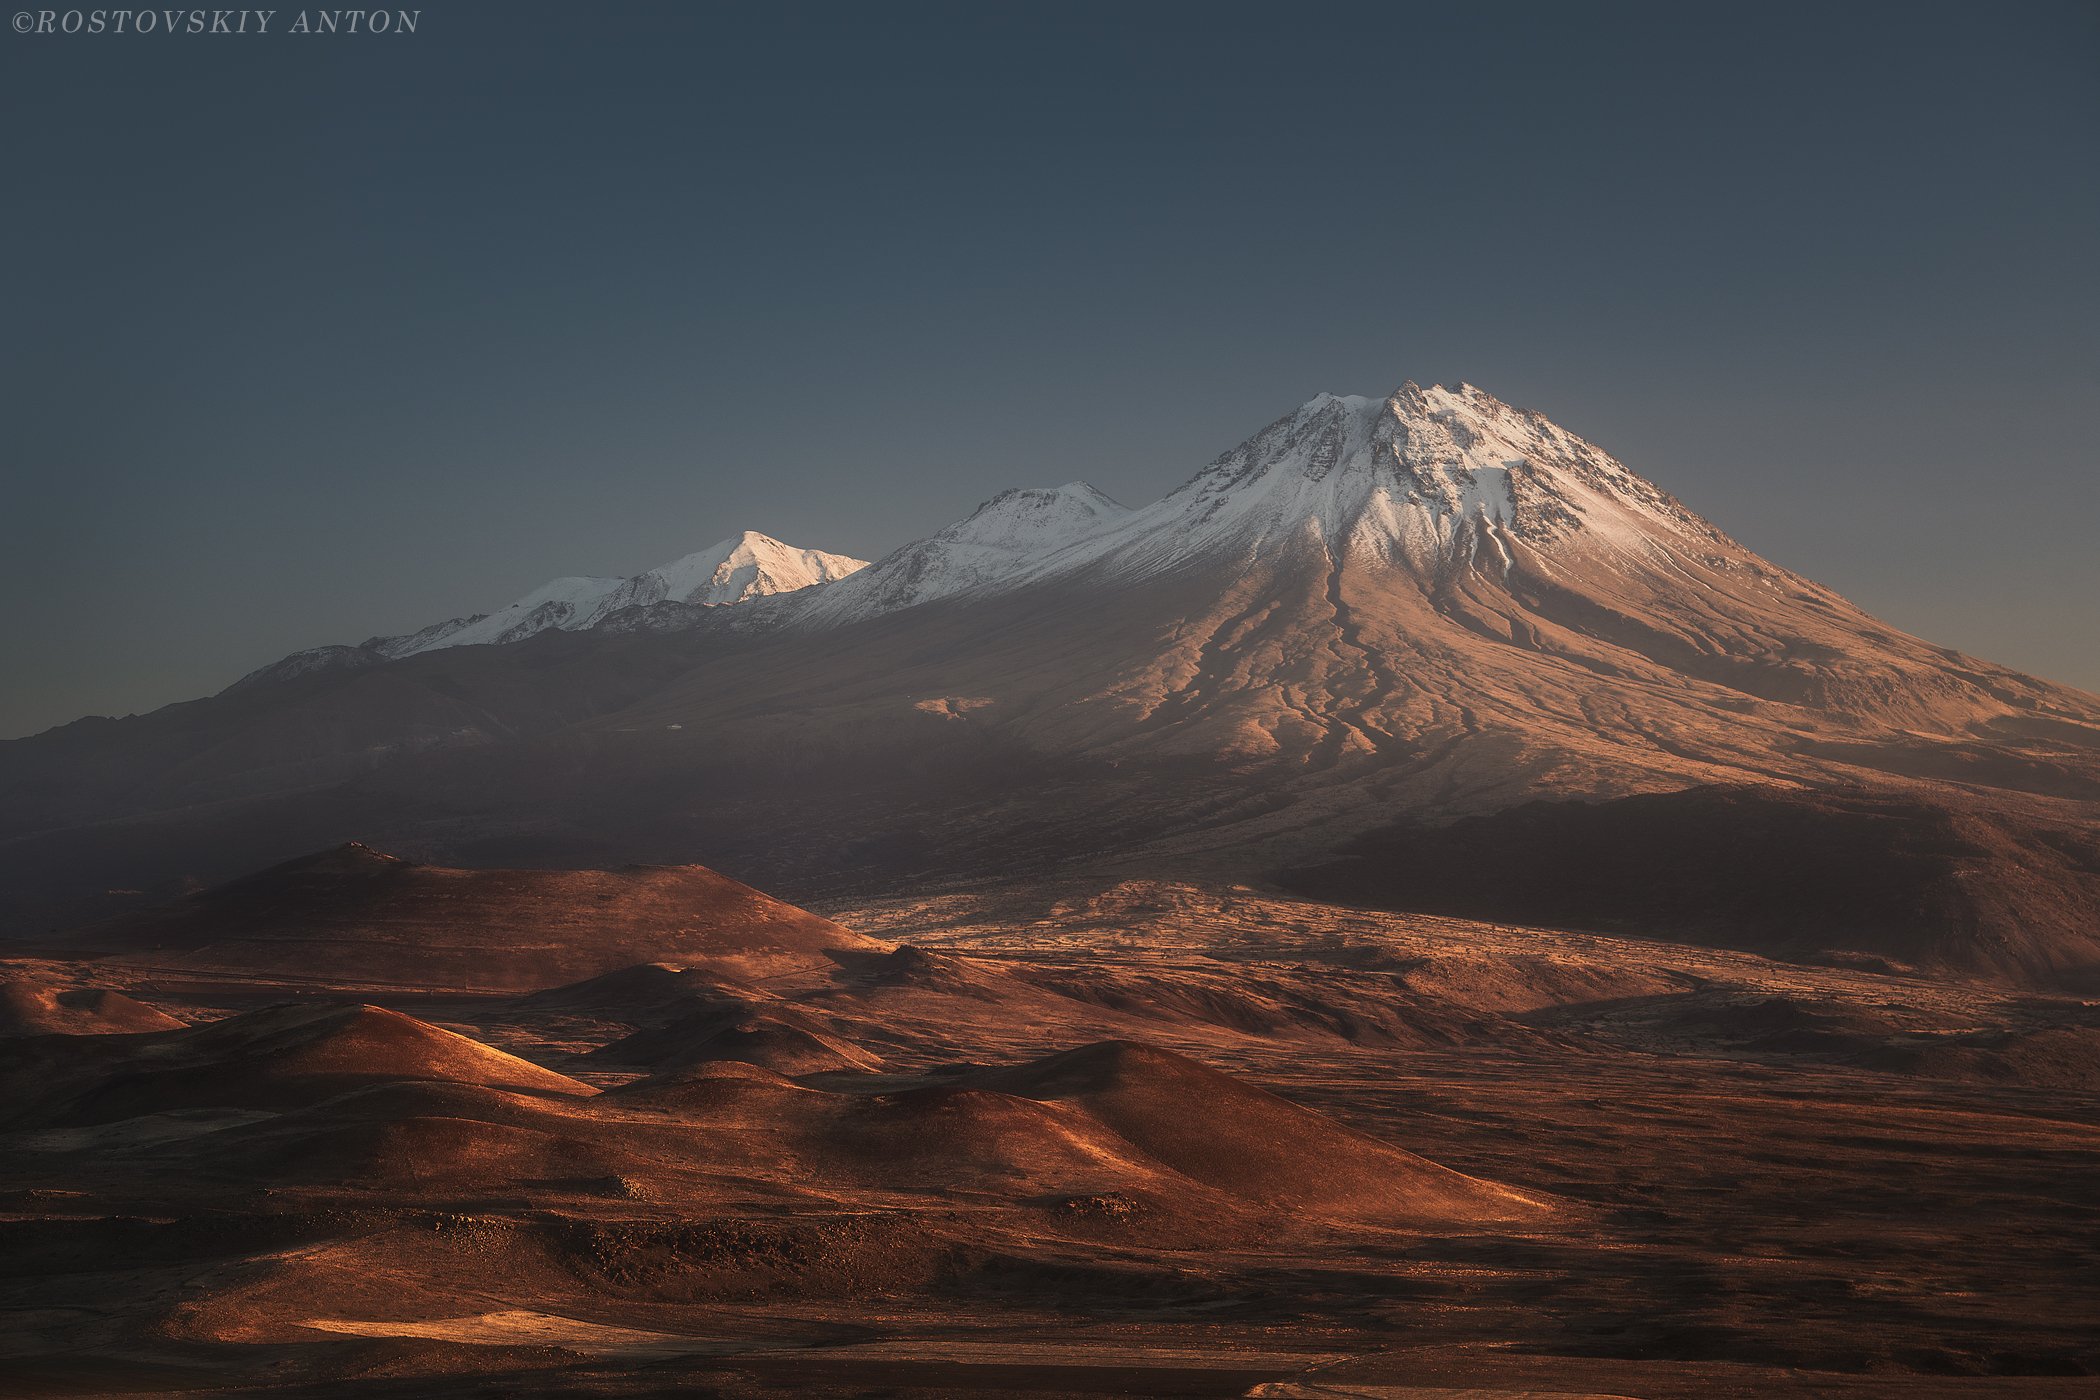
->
<box><xmin>2</xmin><ymin>0</ymin><xmax>2095</xmax><ymax>737</ymax></box>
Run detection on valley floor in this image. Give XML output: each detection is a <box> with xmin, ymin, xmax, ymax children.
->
<box><xmin>2</xmin><ymin>881</ymin><xmax>2095</xmax><ymax>1398</ymax></box>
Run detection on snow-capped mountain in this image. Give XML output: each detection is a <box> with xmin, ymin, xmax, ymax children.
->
<box><xmin>385</xmin><ymin>530</ymin><xmax>867</xmax><ymax>656</ymax></box>
<box><xmin>788</xmin><ymin>383</ymin><xmax>1748</xmax><ymax>628</ymax></box>
<box><xmin>710</xmin><ymin>380</ymin><xmax>2093</xmax><ymax>776</ymax></box>
<box><xmin>14</xmin><ymin>379</ymin><xmax>2099</xmax><ymax>979</ymax></box>
<box><xmin>248</xmin><ymin>382</ymin><xmax>1733</xmax><ymax>665</ymax></box>
<box><xmin>790</xmin><ymin>483</ymin><xmax>1128</xmax><ymax>624</ymax></box>
<box><xmin>236</xmin><ymin>531</ymin><xmax>866</xmax><ymax>687</ymax></box>
<box><xmin>221</xmin><ymin>381</ymin><xmax>2096</xmax><ymax>750</ymax></box>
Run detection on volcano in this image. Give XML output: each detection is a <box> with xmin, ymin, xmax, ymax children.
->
<box><xmin>4</xmin><ymin>384</ymin><xmax>2096</xmax><ymax>981</ymax></box>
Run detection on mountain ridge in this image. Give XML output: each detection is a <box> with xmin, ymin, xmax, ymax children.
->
<box><xmin>776</xmin><ymin>381</ymin><xmax>1755</xmax><ymax>631</ymax></box>
<box><xmin>230</xmin><ymin>529</ymin><xmax>867</xmax><ymax>691</ymax></box>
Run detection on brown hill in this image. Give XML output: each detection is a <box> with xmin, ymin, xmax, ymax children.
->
<box><xmin>7</xmin><ymin>1007</ymin><xmax>1543</xmax><ymax>1231</ymax></box>
<box><xmin>610</xmin><ymin>1039</ymin><xmax>1553</xmax><ymax>1227</ymax></box>
<box><xmin>0</xmin><ymin>1002</ymin><xmax>589</xmax><ymax>1129</ymax></box>
<box><xmin>0</xmin><ymin>980</ymin><xmax>183</xmax><ymax>1037</ymax></box>
<box><xmin>603</xmin><ymin>1057</ymin><xmax>831</xmax><ymax>1117</ymax></box>
<box><xmin>174</xmin><ymin>1080</ymin><xmax>623</xmax><ymax>1190</ymax></box>
<box><xmin>515</xmin><ymin>962</ymin><xmax>756</xmax><ymax>1025</ymax></box>
<box><xmin>75</xmin><ymin>843</ymin><xmax>884</xmax><ymax>992</ymax></box>
<box><xmin>961</xmin><ymin>1040</ymin><xmax>1551</xmax><ymax>1222</ymax></box>
<box><xmin>591</xmin><ymin>1003</ymin><xmax>881</xmax><ymax>1075</ymax></box>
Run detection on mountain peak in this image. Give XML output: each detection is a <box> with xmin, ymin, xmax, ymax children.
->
<box><xmin>651</xmin><ymin>531</ymin><xmax>868</xmax><ymax>607</ymax></box>
<box><xmin>1375</xmin><ymin>380</ymin><xmax>1534</xmax><ymax>428</ymax></box>
<box><xmin>792</xmin><ymin>481</ymin><xmax>1131</xmax><ymax>624</ymax></box>
<box><xmin>793</xmin><ymin>382</ymin><xmax>1736</xmax><ymax>629</ymax></box>
<box><xmin>243</xmin><ymin>530</ymin><xmax>871</xmax><ymax>681</ymax></box>
<box><xmin>955</xmin><ymin>482</ymin><xmax>1127</xmax><ymax>539</ymax></box>
<box><xmin>1194</xmin><ymin>381</ymin><xmax>1718</xmax><ymax>564</ymax></box>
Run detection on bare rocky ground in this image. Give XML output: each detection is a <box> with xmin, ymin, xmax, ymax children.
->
<box><xmin>1</xmin><ymin>877</ymin><xmax>2095</xmax><ymax>1398</ymax></box>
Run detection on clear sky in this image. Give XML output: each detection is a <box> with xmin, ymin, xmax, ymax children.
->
<box><xmin>2</xmin><ymin>0</ymin><xmax>2095</xmax><ymax>738</ymax></box>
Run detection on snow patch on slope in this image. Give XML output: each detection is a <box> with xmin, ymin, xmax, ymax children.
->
<box><xmin>374</xmin><ymin>575</ymin><xmax>630</xmax><ymax>656</ymax></box>
<box><xmin>793</xmin><ymin>483</ymin><xmax>1129</xmax><ymax>624</ymax></box>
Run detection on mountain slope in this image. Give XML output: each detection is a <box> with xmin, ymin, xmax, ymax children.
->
<box><xmin>1283</xmin><ymin>784</ymin><xmax>2100</xmax><ymax>988</ymax></box>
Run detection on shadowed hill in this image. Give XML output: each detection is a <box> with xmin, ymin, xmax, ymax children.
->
<box><xmin>607</xmin><ymin>1039</ymin><xmax>1554</xmax><ymax>1227</ymax></box>
<box><xmin>591</xmin><ymin>1002</ymin><xmax>882</xmax><ymax>1075</ymax></box>
<box><xmin>0</xmin><ymin>1002</ymin><xmax>590</xmax><ymax>1129</ymax></box>
<box><xmin>0</xmin><ymin>980</ymin><xmax>183</xmax><ymax>1037</ymax></box>
<box><xmin>516</xmin><ymin>962</ymin><xmax>756</xmax><ymax>1026</ymax></box>
<box><xmin>1282</xmin><ymin>785</ymin><xmax>2100</xmax><ymax>989</ymax></box>
<box><xmin>73</xmin><ymin>843</ymin><xmax>885</xmax><ymax>992</ymax></box>
<box><xmin>962</xmin><ymin>1040</ymin><xmax>1551</xmax><ymax>1221</ymax></box>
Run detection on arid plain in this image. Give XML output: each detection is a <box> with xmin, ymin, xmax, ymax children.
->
<box><xmin>2</xmin><ymin>844</ymin><xmax>2095</xmax><ymax>1398</ymax></box>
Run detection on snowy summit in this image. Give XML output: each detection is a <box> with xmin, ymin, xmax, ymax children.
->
<box><xmin>234</xmin><ymin>531</ymin><xmax>868</xmax><ymax>688</ymax></box>
<box><xmin>372</xmin><ymin>530</ymin><xmax>869</xmax><ymax>658</ymax></box>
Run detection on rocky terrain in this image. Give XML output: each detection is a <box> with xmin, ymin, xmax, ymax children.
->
<box><xmin>1</xmin><ymin>849</ymin><xmax>2096</xmax><ymax>1397</ymax></box>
